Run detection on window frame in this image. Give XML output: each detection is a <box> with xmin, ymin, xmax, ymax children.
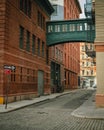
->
<box><xmin>19</xmin><ymin>26</ymin><xmax>24</xmax><ymax>49</ymax></box>
<box><xmin>19</xmin><ymin>0</ymin><xmax>31</xmax><ymax>18</ymax></box>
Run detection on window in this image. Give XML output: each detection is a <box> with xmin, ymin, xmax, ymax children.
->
<box><xmin>87</xmin><ymin>71</ymin><xmax>89</xmax><ymax>75</ymax></box>
<box><xmin>26</xmin><ymin>30</ymin><xmax>30</xmax><ymax>52</ymax></box>
<box><xmin>48</xmin><ymin>25</ymin><xmax>53</xmax><ymax>32</ymax></box>
<box><xmin>82</xmin><ymin>62</ymin><xmax>84</xmax><ymax>67</ymax></box>
<box><xmin>82</xmin><ymin>46</ymin><xmax>85</xmax><ymax>51</ymax></box>
<box><xmin>87</xmin><ymin>25</ymin><xmax>90</xmax><ymax>30</ymax></box>
<box><xmin>62</xmin><ymin>24</ymin><xmax>67</xmax><ymax>32</ymax></box>
<box><xmin>33</xmin><ymin>70</ymin><xmax>35</xmax><ymax>82</ymax></box>
<box><xmin>32</xmin><ymin>35</ymin><xmax>36</xmax><ymax>54</ymax></box>
<box><xmin>70</xmin><ymin>24</ymin><xmax>75</xmax><ymax>31</ymax></box>
<box><xmin>86</xmin><ymin>62</ymin><xmax>89</xmax><ymax>66</ymax></box>
<box><xmin>82</xmin><ymin>54</ymin><xmax>84</xmax><ymax>59</ymax></box>
<box><xmin>61</xmin><ymin>52</ymin><xmax>63</xmax><ymax>61</ymax></box>
<box><xmin>86</xmin><ymin>55</ymin><xmax>88</xmax><ymax>58</ymax></box>
<box><xmin>38</xmin><ymin>11</ymin><xmax>45</xmax><ymax>30</ymax></box>
<box><xmin>37</xmin><ymin>38</ymin><xmax>40</xmax><ymax>56</ymax></box>
<box><xmin>52</xmin><ymin>5</ymin><xmax>58</xmax><ymax>16</ymax></box>
<box><xmin>38</xmin><ymin>11</ymin><xmax>41</xmax><ymax>27</ymax></box>
<box><xmin>27</xmin><ymin>69</ymin><xmax>29</xmax><ymax>82</ymax></box>
<box><xmin>20</xmin><ymin>0</ymin><xmax>31</xmax><ymax>17</ymax></box>
<box><xmin>77</xmin><ymin>24</ymin><xmax>83</xmax><ymax>31</ymax></box>
<box><xmin>91</xmin><ymin>70</ymin><xmax>93</xmax><ymax>75</ymax></box>
<box><xmin>43</xmin><ymin>17</ymin><xmax>45</xmax><ymax>30</ymax></box>
<box><xmin>84</xmin><ymin>23</ymin><xmax>87</xmax><ymax>30</ymax></box>
<box><xmin>90</xmin><ymin>44</ymin><xmax>93</xmax><ymax>50</ymax></box>
<box><xmin>20</xmin><ymin>67</ymin><xmax>22</xmax><ymax>82</ymax></box>
<box><xmin>42</xmin><ymin>41</ymin><xmax>45</xmax><ymax>57</ymax></box>
<box><xmin>19</xmin><ymin>26</ymin><xmax>24</xmax><ymax>49</ymax></box>
<box><xmin>55</xmin><ymin>47</ymin><xmax>58</xmax><ymax>59</ymax></box>
<box><xmin>82</xmin><ymin>70</ymin><xmax>84</xmax><ymax>75</ymax></box>
<box><xmin>55</xmin><ymin>25</ymin><xmax>60</xmax><ymax>32</ymax></box>
<box><xmin>46</xmin><ymin>48</ymin><xmax>49</xmax><ymax>64</ymax></box>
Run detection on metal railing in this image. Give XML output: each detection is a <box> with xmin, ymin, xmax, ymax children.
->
<box><xmin>85</xmin><ymin>43</ymin><xmax>96</xmax><ymax>58</ymax></box>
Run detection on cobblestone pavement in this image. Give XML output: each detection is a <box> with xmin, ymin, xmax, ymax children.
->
<box><xmin>0</xmin><ymin>89</ymin><xmax>104</xmax><ymax>130</ymax></box>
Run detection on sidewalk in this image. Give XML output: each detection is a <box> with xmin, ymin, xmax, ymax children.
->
<box><xmin>0</xmin><ymin>90</ymin><xmax>104</xmax><ymax>120</ymax></box>
<box><xmin>0</xmin><ymin>91</ymin><xmax>71</xmax><ymax>113</ymax></box>
<box><xmin>71</xmin><ymin>92</ymin><xmax>104</xmax><ymax>119</ymax></box>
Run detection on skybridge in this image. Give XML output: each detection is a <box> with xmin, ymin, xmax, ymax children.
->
<box><xmin>46</xmin><ymin>18</ymin><xmax>95</xmax><ymax>46</ymax></box>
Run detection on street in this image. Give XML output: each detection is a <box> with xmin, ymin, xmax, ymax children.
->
<box><xmin>0</xmin><ymin>89</ymin><xmax>104</xmax><ymax>130</ymax></box>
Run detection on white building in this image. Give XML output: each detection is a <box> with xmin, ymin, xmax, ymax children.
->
<box><xmin>49</xmin><ymin>0</ymin><xmax>64</xmax><ymax>20</ymax></box>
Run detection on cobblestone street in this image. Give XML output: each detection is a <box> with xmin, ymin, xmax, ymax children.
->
<box><xmin>0</xmin><ymin>90</ymin><xmax>104</xmax><ymax>130</ymax></box>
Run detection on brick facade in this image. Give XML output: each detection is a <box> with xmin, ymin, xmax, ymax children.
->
<box><xmin>49</xmin><ymin>0</ymin><xmax>81</xmax><ymax>91</ymax></box>
<box><xmin>64</xmin><ymin>0</ymin><xmax>81</xmax><ymax>89</ymax></box>
<box><xmin>0</xmin><ymin>0</ymin><xmax>53</xmax><ymax>104</ymax></box>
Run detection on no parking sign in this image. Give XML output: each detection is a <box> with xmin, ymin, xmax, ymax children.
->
<box><xmin>4</xmin><ymin>69</ymin><xmax>11</xmax><ymax>74</ymax></box>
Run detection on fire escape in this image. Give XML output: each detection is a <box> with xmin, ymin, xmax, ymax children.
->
<box><xmin>84</xmin><ymin>0</ymin><xmax>96</xmax><ymax>65</ymax></box>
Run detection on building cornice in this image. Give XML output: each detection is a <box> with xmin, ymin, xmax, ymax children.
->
<box><xmin>75</xmin><ymin>0</ymin><xmax>82</xmax><ymax>13</ymax></box>
<box><xmin>35</xmin><ymin>0</ymin><xmax>54</xmax><ymax>16</ymax></box>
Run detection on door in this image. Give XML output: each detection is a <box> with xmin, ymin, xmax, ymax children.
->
<box><xmin>38</xmin><ymin>70</ymin><xmax>44</xmax><ymax>96</ymax></box>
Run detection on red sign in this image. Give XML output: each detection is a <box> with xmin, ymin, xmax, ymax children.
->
<box><xmin>4</xmin><ymin>69</ymin><xmax>11</xmax><ymax>74</ymax></box>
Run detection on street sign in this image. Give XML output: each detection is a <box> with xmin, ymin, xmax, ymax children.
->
<box><xmin>4</xmin><ymin>65</ymin><xmax>16</xmax><ymax>70</ymax></box>
<box><xmin>3</xmin><ymin>65</ymin><xmax>14</xmax><ymax>109</ymax></box>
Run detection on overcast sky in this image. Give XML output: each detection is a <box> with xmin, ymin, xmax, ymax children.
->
<box><xmin>79</xmin><ymin>0</ymin><xmax>86</xmax><ymax>18</ymax></box>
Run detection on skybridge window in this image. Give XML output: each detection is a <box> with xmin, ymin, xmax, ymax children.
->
<box><xmin>87</xmin><ymin>25</ymin><xmax>90</xmax><ymax>30</ymax></box>
<box><xmin>70</xmin><ymin>24</ymin><xmax>75</xmax><ymax>31</ymax></box>
<box><xmin>62</xmin><ymin>24</ymin><xmax>67</xmax><ymax>32</ymax></box>
<box><xmin>84</xmin><ymin>23</ymin><xmax>87</xmax><ymax>30</ymax></box>
<box><xmin>55</xmin><ymin>25</ymin><xmax>60</xmax><ymax>32</ymax></box>
<box><xmin>77</xmin><ymin>24</ymin><xmax>83</xmax><ymax>31</ymax></box>
<box><xmin>48</xmin><ymin>25</ymin><xmax>53</xmax><ymax>32</ymax></box>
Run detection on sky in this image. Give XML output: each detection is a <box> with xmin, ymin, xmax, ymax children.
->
<box><xmin>78</xmin><ymin>0</ymin><xmax>86</xmax><ymax>18</ymax></box>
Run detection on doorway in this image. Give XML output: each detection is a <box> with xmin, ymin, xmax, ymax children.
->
<box><xmin>38</xmin><ymin>70</ymin><xmax>44</xmax><ymax>96</ymax></box>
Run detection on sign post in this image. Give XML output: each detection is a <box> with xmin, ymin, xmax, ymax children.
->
<box><xmin>5</xmin><ymin>71</ymin><xmax>11</xmax><ymax>109</ymax></box>
<box><xmin>4</xmin><ymin>65</ymin><xmax>16</xmax><ymax>109</ymax></box>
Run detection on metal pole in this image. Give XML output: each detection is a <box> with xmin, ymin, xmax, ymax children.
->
<box><xmin>5</xmin><ymin>74</ymin><xmax>10</xmax><ymax>109</ymax></box>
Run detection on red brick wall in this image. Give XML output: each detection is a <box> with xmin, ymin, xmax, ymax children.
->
<box><xmin>0</xmin><ymin>0</ymin><xmax>51</xmax><ymax>103</ymax></box>
<box><xmin>64</xmin><ymin>0</ymin><xmax>80</xmax><ymax>89</ymax></box>
<box><xmin>0</xmin><ymin>0</ymin><xmax>7</xmax><ymax>96</ymax></box>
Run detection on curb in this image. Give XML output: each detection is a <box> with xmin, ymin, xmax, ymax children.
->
<box><xmin>71</xmin><ymin>112</ymin><xmax>104</xmax><ymax>120</ymax></box>
<box><xmin>0</xmin><ymin>98</ymin><xmax>50</xmax><ymax>114</ymax></box>
<box><xmin>0</xmin><ymin>91</ymin><xmax>71</xmax><ymax>114</ymax></box>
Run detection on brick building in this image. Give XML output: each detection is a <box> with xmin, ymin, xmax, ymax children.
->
<box><xmin>0</xmin><ymin>0</ymin><xmax>54</xmax><ymax>104</ymax></box>
<box><xmin>64</xmin><ymin>0</ymin><xmax>81</xmax><ymax>89</ymax></box>
<box><xmin>49</xmin><ymin>0</ymin><xmax>81</xmax><ymax>91</ymax></box>
<box><xmin>80</xmin><ymin>42</ymin><xmax>96</xmax><ymax>88</ymax></box>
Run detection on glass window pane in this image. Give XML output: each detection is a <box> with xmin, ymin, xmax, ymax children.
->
<box><xmin>52</xmin><ymin>5</ymin><xmax>58</xmax><ymax>16</ymax></box>
<box><xmin>55</xmin><ymin>25</ymin><xmax>60</xmax><ymax>32</ymax></box>
<box><xmin>62</xmin><ymin>24</ymin><xmax>67</xmax><ymax>32</ymax></box>
<box><xmin>19</xmin><ymin>26</ymin><xmax>24</xmax><ymax>49</ymax></box>
<box><xmin>26</xmin><ymin>30</ymin><xmax>30</xmax><ymax>52</ymax></box>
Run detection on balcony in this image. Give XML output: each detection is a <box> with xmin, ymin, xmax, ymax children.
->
<box><xmin>84</xmin><ymin>0</ymin><xmax>95</xmax><ymax>21</ymax></box>
<box><xmin>85</xmin><ymin>43</ymin><xmax>96</xmax><ymax>58</ymax></box>
<box><xmin>92</xmin><ymin>57</ymin><xmax>96</xmax><ymax>65</ymax></box>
